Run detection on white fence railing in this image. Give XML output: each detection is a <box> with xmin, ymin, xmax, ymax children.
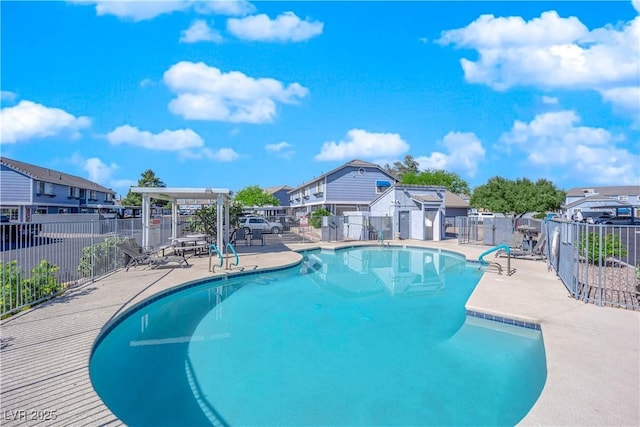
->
<box><xmin>0</xmin><ymin>218</ymin><xmax>186</xmax><ymax>317</ymax></box>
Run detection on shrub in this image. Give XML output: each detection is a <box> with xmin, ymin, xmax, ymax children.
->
<box><xmin>1</xmin><ymin>260</ymin><xmax>61</xmax><ymax>316</ymax></box>
<box><xmin>579</xmin><ymin>232</ymin><xmax>627</xmax><ymax>264</ymax></box>
<box><xmin>78</xmin><ymin>235</ymin><xmax>127</xmax><ymax>278</ymax></box>
<box><xmin>309</xmin><ymin>209</ymin><xmax>331</xmax><ymax>228</ymax></box>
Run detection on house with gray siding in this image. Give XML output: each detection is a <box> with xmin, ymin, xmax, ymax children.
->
<box><xmin>562</xmin><ymin>185</ymin><xmax>640</xmax><ymax>219</ymax></box>
<box><xmin>242</xmin><ymin>185</ymin><xmax>293</xmax><ymax>218</ymax></box>
<box><xmin>0</xmin><ymin>157</ymin><xmax>116</xmax><ymax>221</ymax></box>
<box><xmin>288</xmin><ymin>159</ymin><xmax>397</xmax><ymax>216</ymax></box>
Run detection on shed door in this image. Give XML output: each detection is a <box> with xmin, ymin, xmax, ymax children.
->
<box><xmin>399</xmin><ymin>211</ymin><xmax>410</xmax><ymax>239</ymax></box>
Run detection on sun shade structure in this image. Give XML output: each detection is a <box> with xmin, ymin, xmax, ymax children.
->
<box><xmin>130</xmin><ymin>187</ymin><xmax>232</xmax><ymax>251</ymax></box>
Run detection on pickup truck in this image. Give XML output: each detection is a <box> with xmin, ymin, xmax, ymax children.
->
<box><xmin>1</xmin><ymin>215</ymin><xmax>41</xmax><ymax>241</ymax></box>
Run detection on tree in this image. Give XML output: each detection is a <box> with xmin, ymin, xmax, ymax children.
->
<box><xmin>470</xmin><ymin>177</ymin><xmax>565</xmax><ymax>216</ymax></box>
<box><xmin>383</xmin><ymin>155</ymin><xmax>419</xmax><ymax>180</ymax></box>
<box><xmin>401</xmin><ymin>169</ymin><xmax>471</xmax><ymax>195</ymax></box>
<box><xmin>185</xmin><ymin>202</ymin><xmax>244</xmax><ymax>237</ymax></box>
<box><xmin>121</xmin><ymin>169</ymin><xmax>167</xmax><ymax>207</ymax></box>
<box><xmin>234</xmin><ymin>185</ymin><xmax>280</xmax><ymax>207</ymax></box>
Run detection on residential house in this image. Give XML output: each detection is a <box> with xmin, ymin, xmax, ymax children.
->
<box><xmin>370</xmin><ymin>184</ymin><xmax>447</xmax><ymax>241</ymax></box>
<box><xmin>562</xmin><ymin>186</ymin><xmax>640</xmax><ymax>220</ymax></box>
<box><xmin>443</xmin><ymin>192</ymin><xmax>469</xmax><ymax>219</ymax></box>
<box><xmin>0</xmin><ymin>157</ymin><xmax>116</xmax><ymax>221</ymax></box>
<box><xmin>288</xmin><ymin>159</ymin><xmax>397</xmax><ymax>216</ymax></box>
<box><xmin>240</xmin><ymin>185</ymin><xmax>292</xmax><ymax>218</ymax></box>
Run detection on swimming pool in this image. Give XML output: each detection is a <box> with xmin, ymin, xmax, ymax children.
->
<box><xmin>90</xmin><ymin>246</ymin><xmax>546</xmax><ymax>426</ymax></box>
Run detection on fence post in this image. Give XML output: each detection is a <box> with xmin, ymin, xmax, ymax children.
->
<box><xmin>91</xmin><ymin>221</ymin><xmax>95</xmax><ymax>282</ymax></box>
<box><xmin>597</xmin><ymin>225</ymin><xmax>603</xmax><ymax>306</ymax></box>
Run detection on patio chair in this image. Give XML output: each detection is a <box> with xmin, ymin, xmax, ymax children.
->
<box><xmin>117</xmin><ymin>238</ymin><xmax>188</xmax><ymax>271</ymax></box>
<box><xmin>230</xmin><ymin>228</ymin><xmax>248</xmax><ymax>246</ymax></box>
<box><xmin>249</xmin><ymin>229</ymin><xmax>264</xmax><ymax>246</ymax></box>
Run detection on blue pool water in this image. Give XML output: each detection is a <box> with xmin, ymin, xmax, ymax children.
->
<box><xmin>90</xmin><ymin>246</ymin><xmax>546</xmax><ymax>426</ymax></box>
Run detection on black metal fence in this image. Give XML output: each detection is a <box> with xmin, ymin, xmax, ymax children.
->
<box><xmin>544</xmin><ymin>220</ymin><xmax>639</xmax><ymax>310</ymax></box>
<box><xmin>455</xmin><ymin>216</ymin><xmax>639</xmax><ymax>310</ymax></box>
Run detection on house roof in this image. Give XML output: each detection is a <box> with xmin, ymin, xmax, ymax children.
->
<box><xmin>444</xmin><ymin>192</ymin><xmax>469</xmax><ymax>208</ymax></box>
<box><xmin>0</xmin><ymin>156</ymin><xmax>115</xmax><ymax>195</ymax></box>
<box><xmin>264</xmin><ymin>185</ymin><xmax>293</xmax><ymax>194</ymax></box>
<box><xmin>411</xmin><ymin>194</ymin><xmax>441</xmax><ymax>203</ymax></box>
<box><xmin>565</xmin><ymin>185</ymin><xmax>640</xmax><ymax>197</ymax></box>
<box><xmin>288</xmin><ymin>159</ymin><xmax>397</xmax><ymax>193</ymax></box>
<box><xmin>563</xmin><ymin>195</ymin><xmax>631</xmax><ymax>209</ymax></box>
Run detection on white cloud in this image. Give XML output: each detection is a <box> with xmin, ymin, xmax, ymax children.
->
<box><xmin>106</xmin><ymin>125</ymin><xmax>204</xmax><ymax>151</ymax></box>
<box><xmin>265</xmin><ymin>141</ymin><xmax>294</xmax><ymax>159</ymax></box>
<box><xmin>438</xmin><ymin>11</ymin><xmax>640</xmax><ymax>119</ymax></box>
<box><xmin>70</xmin><ymin>153</ymin><xmax>123</xmax><ymax>190</ymax></box>
<box><xmin>1</xmin><ymin>91</ymin><xmax>17</xmax><ymax>102</ymax></box>
<box><xmin>0</xmin><ymin>100</ymin><xmax>90</xmax><ymax>144</ymax></box>
<box><xmin>500</xmin><ymin>110</ymin><xmax>639</xmax><ymax>184</ymax></box>
<box><xmin>541</xmin><ymin>96</ymin><xmax>558</xmax><ymax>105</ymax></box>
<box><xmin>140</xmin><ymin>78</ymin><xmax>155</xmax><ymax>88</ymax></box>
<box><xmin>180</xmin><ymin>20</ymin><xmax>223</xmax><ymax>43</ymax></box>
<box><xmin>600</xmin><ymin>86</ymin><xmax>640</xmax><ymax>123</ymax></box>
<box><xmin>315</xmin><ymin>129</ymin><xmax>409</xmax><ymax>161</ymax></box>
<box><xmin>227</xmin><ymin>11</ymin><xmax>323</xmax><ymax>42</ymax></box>
<box><xmin>74</xmin><ymin>0</ymin><xmax>255</xmax><ymax>21</ymax></box>
<box><xmin>265</xmin><ymin>141</ymin><xmax>291</xmax><ymax>152</ymax></box>
<box><xmin>83</xmin><ymin>157</ymin><xmax>119</xmax><ymax>185</ymax></box>
<box><xmin>415</xmin><ymin>132</ymin><xmax>486</xmax><ymax>177</ymax></box>
<box><xmin>633</xmin><ymin>0</ymin><xmax>640</xmax><ymax>14</ymax></box>
<box><xmin>86</xmin><ymin>0</ymin><xmax>191</xmax><ymax>21</ymax></box>
<box><xmin>163</xmin><ymin>61</ymin><xmax>308</xmax><ymax>123</ymax></box>
<box><xmin>202</xmin><ymin>147</ymin><xmax>240</xmax><ymax>162</ymax></box>
<box><xmin>195</xmin><ymin>0</ymin><xmax>255</xmax><ymax>16</ymax></box>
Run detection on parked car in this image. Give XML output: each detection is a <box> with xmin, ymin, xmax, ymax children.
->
<box><xmin>595</xmin><ymin>216</ymin><xmax>640</xmax><ymax>225</ymax></box>
<box><xmin>0</xmin><ymin>215</ymin><xmax>41</xmax><ymax>241</ymax></box>
<box><xmin>238</xmin><ymin>216</ymin><xmax>282</xmax><ymax>234</ymax></box>
<box><xmin>468</xmin><ymin>212</ymin><xmax>495</xmax><ymax>223</ymax></box>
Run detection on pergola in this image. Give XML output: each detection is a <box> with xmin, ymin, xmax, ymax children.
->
<box><xmin>130</xmin><ymin>187</ymin><xmax>232</xmax><ymax>252</ymax></box>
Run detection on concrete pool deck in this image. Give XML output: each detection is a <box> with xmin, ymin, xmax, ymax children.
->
<box><xmin>1</xmin><ymin>239</ymin><xmax>638</xmax><ymax>426</ymax></box>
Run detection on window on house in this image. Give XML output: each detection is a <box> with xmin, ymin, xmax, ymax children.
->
<box><xmin>68</xmin><ymin>187</ymin><xmax>80</xmax><ymax>198</ymax></box>
<box><xmin>618</xmin><ymin>195</ymin><xmax>628</xmax><ymax>201</ymax></box>
<box><xmin>89</xmin><ymin>190</ymin><xmax>97</xmax><ymax>200</ymax></box>
<box><xmin>105</xmin><ymin>193</ymin><xmax>113</xmax><ymax>202</ymax></box>
<box><xmin>80</xmin><ymin>189</ymin><xmax>86</xmax><ymax>198</ymax></box>
<box><xmin>1</xmin><ymin>208</ymin><xmax>19</xmax><ymax>220</ymax></box>
<box><xmin>375</xmin><ymin>180</ymin><xmax>391</xmax><ymax>193</ymax></box>
<box><xmin>37</xmin><ymin>181</ymin><xmax>54</xmax><ymax>195</ymax></box>
<box><xmin>314</xmin><ymin>182</ymin><xmax>324</xmax><ymax>195</ymax></box>
<box><xmin>303</xmin><ymin>188</ymin><xmax>310</xmax><ymax>199</ymax></box>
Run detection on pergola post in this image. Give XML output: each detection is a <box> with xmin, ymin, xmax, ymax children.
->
<box><xmin>217</xmin><ymin>194</ymin><xmax>224</xmax><ymax>254</ymax></box>
<box><xmin>141</xmin><ymin>194</ymin><xmax>150</xmax><ymax>248</ymax></box>
<box><xmin>171</xmin><ymin>200</ymin><xmax>178</xmax><ymax>239</ymax></box>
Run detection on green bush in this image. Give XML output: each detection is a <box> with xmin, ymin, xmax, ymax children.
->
<box><xmin>78</xmin><ymin>235</ymin><xmax>126</xmax><ymax>278</ymax></box>
<box><xmin>579</xmin><ymin>232</ymin><xmax>627</xmax><ymax>264</ymax></box>
<box><xmin>1</xmin><ymin>260</ymin><xmax>61</xmax><ymax>316</ymax></box>
<box><xmin>309</xmin><ymin>209</ymin><xmax>331</xmax><ymax>228</ymax></box>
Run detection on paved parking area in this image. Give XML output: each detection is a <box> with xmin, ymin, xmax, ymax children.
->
<box><xmin>1</xmin><ymin>239</ymin><xmax>638</xmax><ymax>426</ymax></box>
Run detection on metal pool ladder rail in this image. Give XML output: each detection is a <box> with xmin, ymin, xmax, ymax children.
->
<box><xmin>478</xmin><ymin>244</ymin><xmax>512</xmax><ymax>276</ymax></box>
<box><xmin>209</xmin><ymin>243</ymin><xmax>223</xmax><ymax>272</ymax></box>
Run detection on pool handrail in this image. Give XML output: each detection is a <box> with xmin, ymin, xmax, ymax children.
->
<box><xmin>478</xmin><ymin>244</ymin><xmax>512</xmax><ymax>276</ymax></box>
<box><xmin>226</xmin><ymin>242</ymin><xmax>239</xmax><ymax>267</ymax></box>
<box><xmin>209</xmin><ymin>243</ymin><xmax>223</xmax><ymax>272</ymax></box>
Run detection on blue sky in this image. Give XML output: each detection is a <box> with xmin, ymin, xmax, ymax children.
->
<box><xmin>1</xmin><ymin>0</ymin><xmax>639</xmax><ymax>198</ymax></box>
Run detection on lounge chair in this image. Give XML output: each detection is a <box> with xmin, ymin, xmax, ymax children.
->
<box><xmin>117</xmin><ymin>238</ymin><xmax>188</xmax><ymax>271</ymax></box>
<box><xmin>249</xmin><ymin>229</ymin><xmax>264</xmax><ymax>246</ymax></box>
